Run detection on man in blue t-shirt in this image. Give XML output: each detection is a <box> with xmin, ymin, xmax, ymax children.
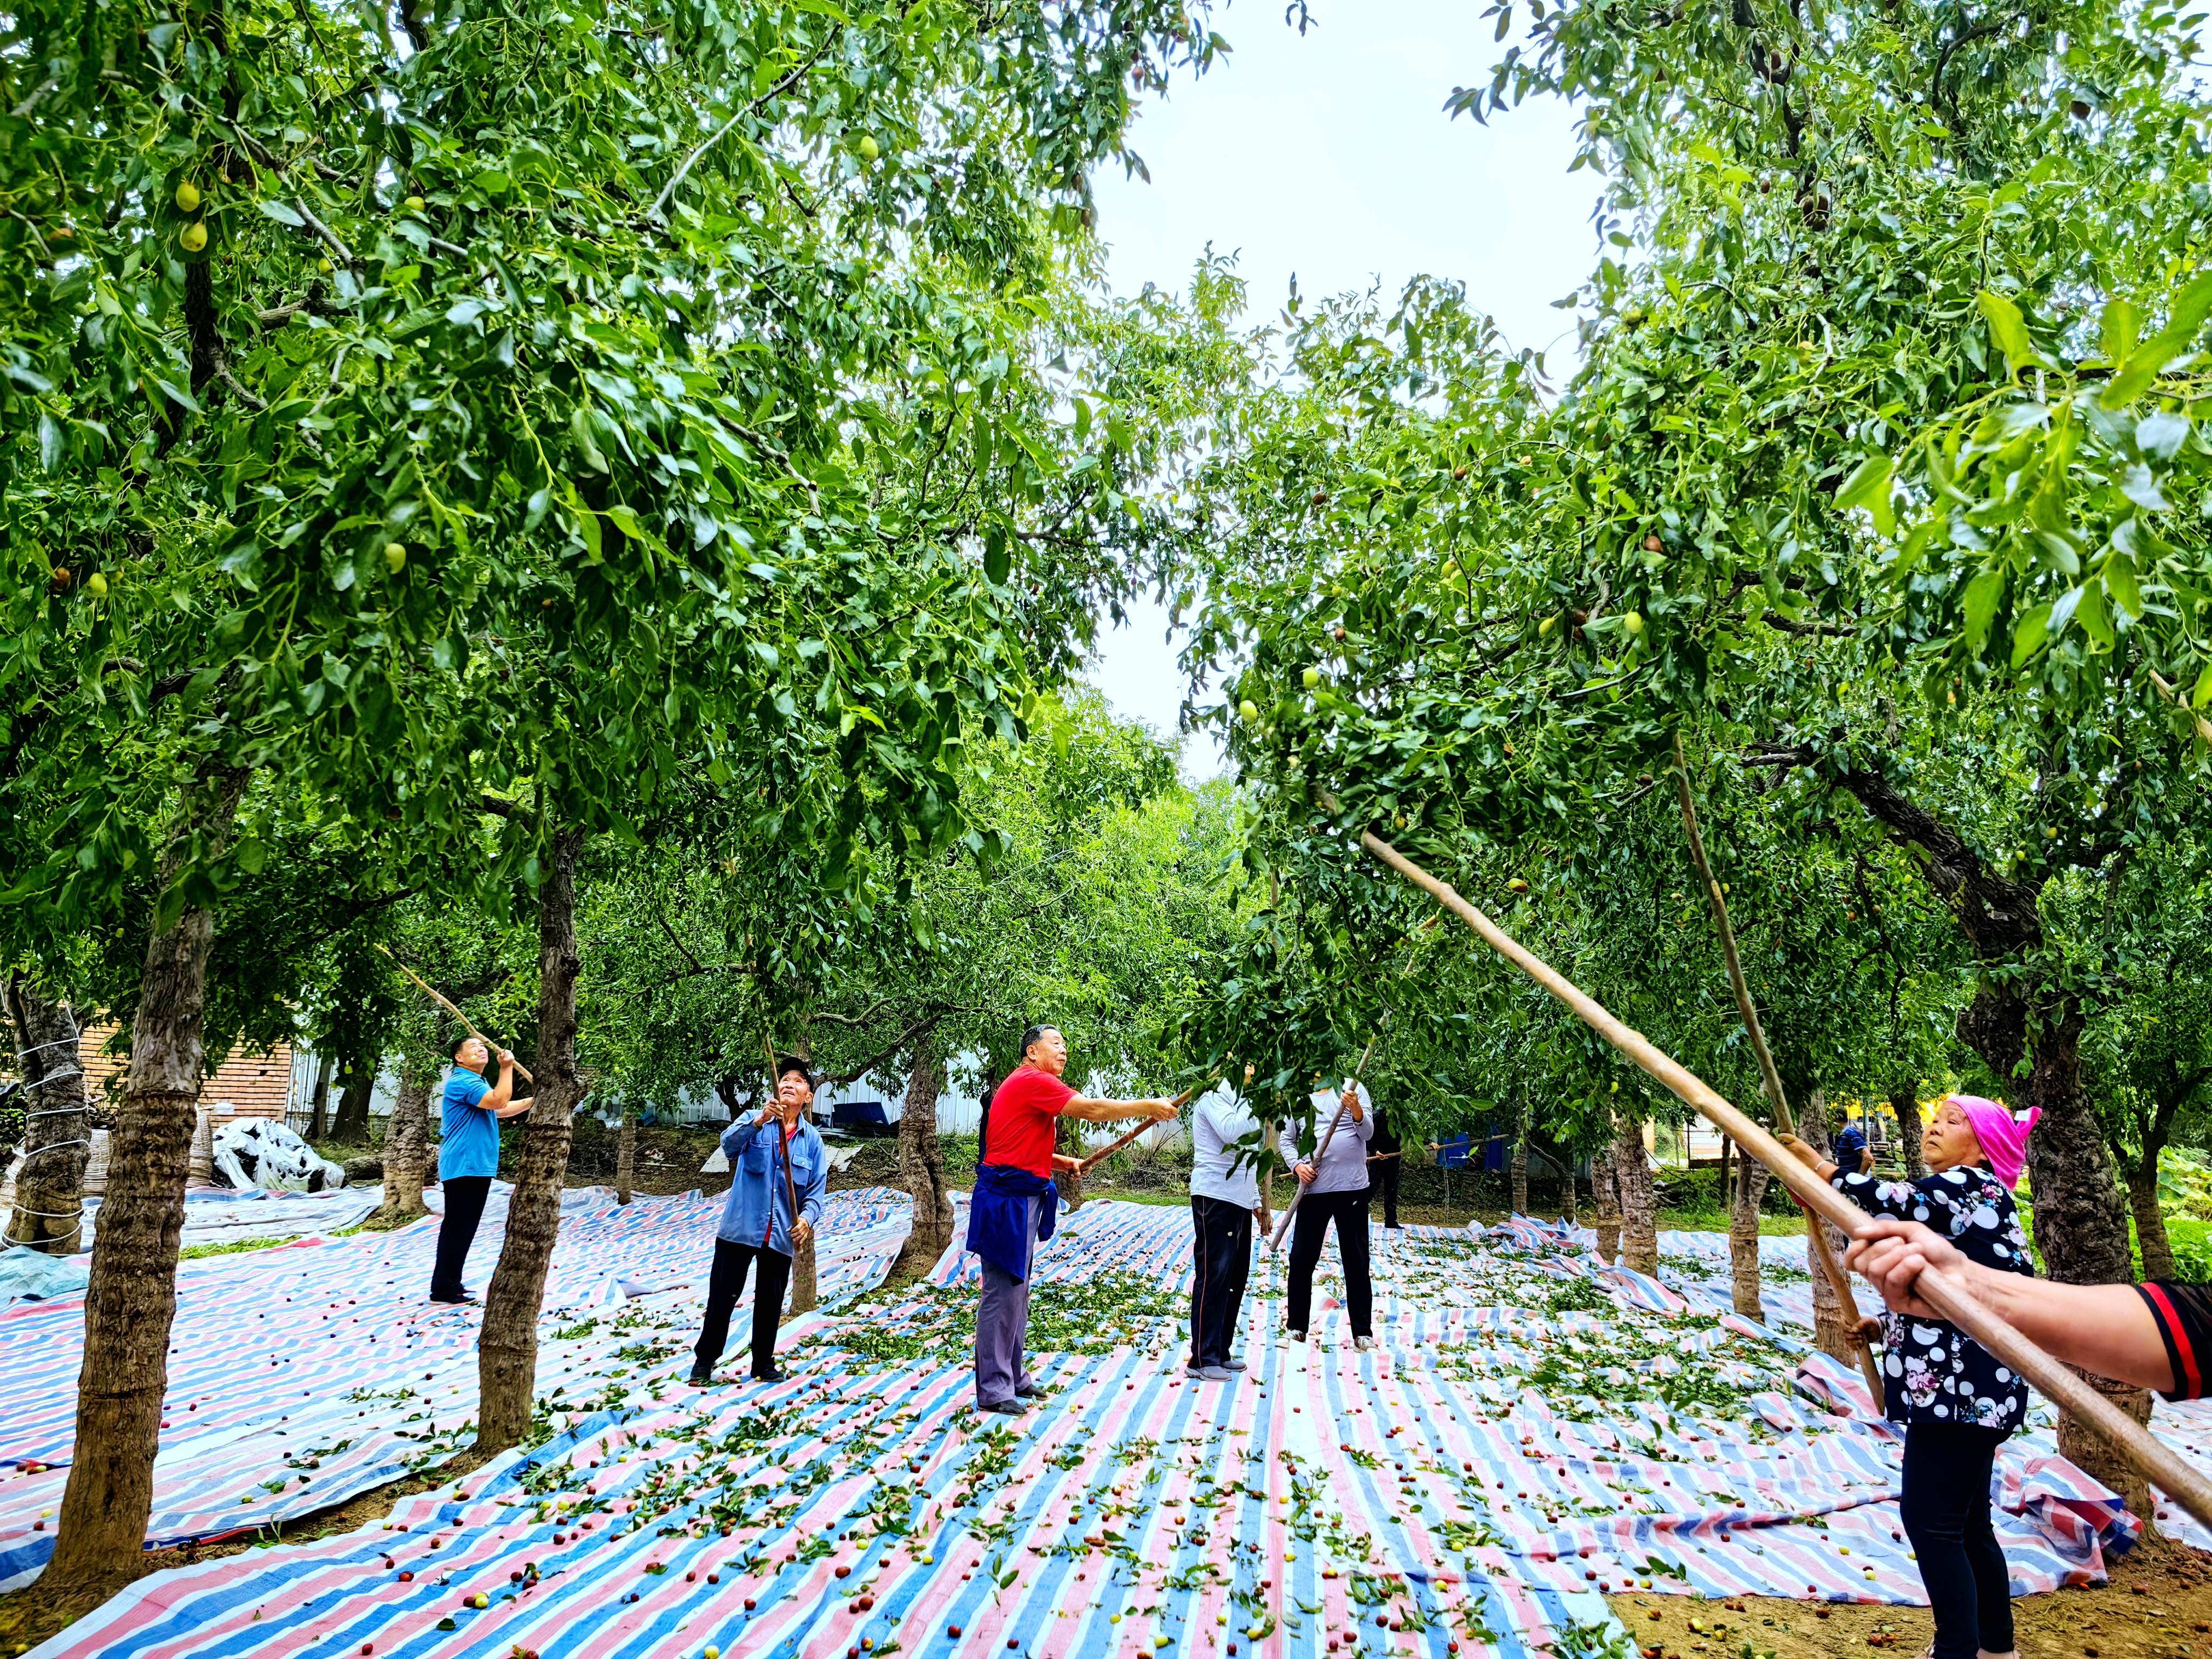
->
<box><xmin>428</xmin><ymin>1036</ymin><xmax>533</xmax><ymax>1304</ymax></box>
<box><xmin>1832</xmin><ymin>1117</ymin><xmax>1872</xmax><ymax>1176</ymax></box>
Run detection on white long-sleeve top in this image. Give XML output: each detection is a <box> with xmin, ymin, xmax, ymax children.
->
<box><xmin>1298</xmin><ymin>1082</ymin><xmax>1375</xmax><ymax>1194</ymax></box>
<box><xmin>1189</xmin><ymin>1084</ymin><xmax>1266</xmax><ymax>1208</ymax></box>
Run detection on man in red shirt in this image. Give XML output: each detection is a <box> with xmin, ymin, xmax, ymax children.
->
<box><xmin>969</xmin><ymin>1024</ymin><xmax>1176</xmax><ymax>1414</ymax></box>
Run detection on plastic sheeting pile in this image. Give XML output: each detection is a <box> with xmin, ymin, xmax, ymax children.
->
<box><xmin>17</xmin><ymin>1201</ymin><xmax>2174</xmax><ymax>1659</ymax></box>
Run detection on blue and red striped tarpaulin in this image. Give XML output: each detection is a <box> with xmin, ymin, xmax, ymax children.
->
<box><xmin>16</xmin><ymin>1197</ymin><xmax>2177</xmax><ymax>1659</ymax></box>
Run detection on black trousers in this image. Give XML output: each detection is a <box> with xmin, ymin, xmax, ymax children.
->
<box><xmin>429</xmin><ymin>1175</ymin><xmax>493</xmax><ymax>1300</ymax></box>
<box><xmin>1900</xmin><ymin>1422</ymin><xmax>2013</xmax><ymax>1659</ymax></box>
<box><xmin>1370</xmin><ymin>1159</ymin><xmax>1401</xmax><ymax>1228</ymax></box>
<box><xmin>1189</xmin><ymin>1196</ymin><xmax>1253</xmax><ymax>1367</ymax></box>
<box><xmin>1286</xmin><ymin>1188</ymin><xmax>1372</xmax><ymax>1338</ymax></box>
<box><xmin>693</xmin><ymin>1237</ymin><xmax>791</xmax><ymax>1378</ymax></box>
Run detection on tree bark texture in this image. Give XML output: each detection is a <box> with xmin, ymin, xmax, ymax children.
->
<box><xmin>615</xmin><ymin>1107</ymin><xmax>636</xmax><ymax>1205</ymax></box>
<box><xmin>4</xmin><ymin>975</ymin><xmax>90</xmax><ymax>1254</ymax></box>
<box><xmin>1798</xmin><ymin>1089</ymin><xmax>1858</xmax><ymax>1364</ymax></box>
<box><xmin>1056</xmin><ymin>1114</ymin><xmax>1087</xmax><ymax>1213</ymax></box>
<box><xmin>1613</xmin><ymin>1114</ymin><xmax>1657</xmax><ymax>1274</ymax></box>
<box><xmin>2130</xmin><ymin>1160</ymin><xmax>2174</xmax><ymax>1280</ymax></box>
<box><xmin>331</xmin><ymin>1059</ymin><xmax>373</xmax><ymax>1143</ymax></box>
<box><xmin>2055</xmin><ymin>1366</ymin><xmax>2155</xmax><ymax>1523</ymax></box>
<box><xmin>1728</xmin><ymin>1137</ymin><xmax>1770</xmax><ymax>1325</ymax></box>
<box><xmin>1560</xmin><ymin>1155</ymin><xmax>1578</xmax><ymax>1225</ymax></box>
<box><xmin>1510</xmin><ymin>1117</ymin><xmax>1529</xmax><ymax>1217</ymax></box>
<box><xmin>1891</xmin><ymin>1083</ymin><xmax>1926</xmax><ymax>1178</ymax></box>
<box><xmin>307</xmin><ymin>1054</ymin><xmax>332</xmax><ymax>1141</ymax></box>
<box><xmin>376</xmin><ymin>1060</ymin><xmax>432</xmax><ymax>1226</ymax></box>
<box><xmin>476</xmin><ymin>826</ymin><xmax>584</xmax><ymax>1451</ymax></box>
<box><xmin>892</xmin><ymin>1045</ymin><xmax>954</xmax><ymax>1278</ymax></box>
<box><xmin>1591</xmin><ymin>1138</ymin><xmax>1622</xmax><ymax>1263</ymax></box>
<box><xmin>48</xmin><ymin>767</ymin><xmax>246</xmax><ymax>1586</ymax></box>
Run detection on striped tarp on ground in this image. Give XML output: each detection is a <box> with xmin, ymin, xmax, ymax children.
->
<box><xmin>1651</xmin><ymin>1220</ymin><xmax>2212</xmax><ymax>1555</ymax></box>
<box><xmin>0</xmin><ymin>1185</ymin><xmax>913</xmax><ymax>1591</ymax></box>
<box><xmin>25</xmin><ymin>1198</ymin><xmax>2167</xmax><ymax>1659</ymax></box>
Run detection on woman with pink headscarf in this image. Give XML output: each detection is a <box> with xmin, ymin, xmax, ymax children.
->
<box><xmin>1781</xmin><ymin>1094</ymin><xmax>2039</xmax><ymax>1659</ymax></box>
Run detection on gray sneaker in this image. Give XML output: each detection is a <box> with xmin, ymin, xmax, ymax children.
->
<box><xmin>1222</xmin><ymin>1358</ymin><xmax>1247</xmax><ymax>1372</ymax></box>
<box><xmin>1195</xmin><ymin>1365</ymin><xmax>1235</xmax><ymax>1382</ymax></box>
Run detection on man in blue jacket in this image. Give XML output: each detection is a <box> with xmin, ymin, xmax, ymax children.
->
<box><xmin>689</xmin><ymin>1055</ymin><xmax>827</xmax><ymax>1386</ymax></box>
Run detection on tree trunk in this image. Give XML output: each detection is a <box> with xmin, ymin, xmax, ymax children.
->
<box><xmin>1056</xmin><ymin>1113</ymin><xmax>1086</xmax><ymax>1213</ymax></box>
<box><xmin>330</xmin><ymin>1058</ymin><xmax>373</xmax><ymax>1144</ymax></box>
<box><xmin>2129</xmin><ymin>1156</ymin><xmax>2174</xmax><ymax>1280</ymax></box>
<box><xmin>4</xmin><ymin>975</ymin><xmax>90</xmax><ymax>1255</ymax></box>
<box><xmin>476</xmin><ymin>826</ymin><xmax>584</xmax><ymax>1451</ymax></box>
<box><xmin>1613</xmin><ymin>1114</ymin><xmax>1657</xmax><ymax>1273</ymax></box>
<box><xmin>615</xmin><ymin>1105</ymin><xmax>636</xmax><ymax>1205</ymax></box>
<box><xmin>1891</xmin><ymin>1083</ymin><xmax>1926</xmax><ymax>1178</ymax></box>
<box><xmin>1510</xmin><ymin>1116</ymin><xmax>1529</xmax><ymax>1217</ymax></box>
<box><xmin>1799</xmin><ymin>1088</ymin><xmax>1858</xmax><ymax>1364</ymax></box>
<box><xmin>1729</xmin><ymin>1138</ymin><xmax>1770</xmax><ymax>1324</ymax></box>
<box><xmin>1561</xmin><ymin>1154</ymin><xmax>1577</xmax><ymax>1225</ymax></box>
<box><xmin>307</xmin><ymin>1054</ymin><xmax>332</xmax><ymax>1141</ymax></box>
<box><xmin>375</xmin><ymin>1060</ymin><xmax>432</xmax><ymax>1226</ymax></box>
<box><xmin>1591</xmin><ymin>1138</ymin><xmax>1621</xmax><ymax>1263</ymax></box>
<box><xmin>47</xmin><ymin>767</ymin><xmax>246</xmax><ymax>1588</ymax></box>
<box><xmin>892</xmin><ymin>1044</ymin><xmax>954</xmax><ymax>1277</ymax></box>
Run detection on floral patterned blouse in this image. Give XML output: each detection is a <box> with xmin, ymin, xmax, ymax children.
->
<box><xmin>1832</xmin><ymin>1163</ymin><xmax>2035</xmax><ymax>1432</ymax></box>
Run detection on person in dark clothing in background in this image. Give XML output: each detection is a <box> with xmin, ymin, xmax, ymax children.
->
<box><xmin>1366</xmin><ymin>1103</ymin><xmax>1404</xmax><ymax>1230</ymax></box>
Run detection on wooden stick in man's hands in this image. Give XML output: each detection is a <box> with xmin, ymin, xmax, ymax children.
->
<box><xmin>1076</xmin><ymin>1075</ymin><xmax>1212</xmax><ymax>1175</ymax></box>
<box><xmin>375</xmin><ymin>943</ymin><xmax>534</xmax><ymax>1084</ymax></box>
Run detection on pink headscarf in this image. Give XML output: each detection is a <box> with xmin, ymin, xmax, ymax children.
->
<box><xmin>1946</xmin><ymin>1094</ymin><xmax>2040</xmax><ymax>1190</ymax></box>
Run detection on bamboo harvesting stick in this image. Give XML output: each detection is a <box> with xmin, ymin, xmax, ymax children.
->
<box><xmin>1354</xmin><ymin>824</ymin><xmax>2212</xmax><ymax>1532</ymax></box>
<box><xmin>374</xmin><ymin>944</ymin><xmax>534</xmax><ymax>1084</ymax></box>
<box><xmin>1671</xmin><ymin>733</ymin><xmax>1887</xmax><ymax>1406</ymax></box>
<box><xmin>761</xmin><ymin>1033</ymin><xmax>806</xmax><ymax>1243</ymax></box>
<box><xmin>1076</xmin><ymin>1076</ymin><xmax>1212</xmax><ymax>1175</ymax></box>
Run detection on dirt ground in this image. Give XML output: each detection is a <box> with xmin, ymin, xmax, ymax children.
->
<box><xmin>1614</xmin><ymin>1532</ymin><xmax>2212</xmax><ymax>1659</ymax></box>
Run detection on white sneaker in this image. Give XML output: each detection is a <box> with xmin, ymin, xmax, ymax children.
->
<box><xmin>1353</xmin><ymin>1335</ymin><xmax>1377</xmax><ymax>1352</ymax></box>
<box><xmin>1286</xmin><ymin>1328</ymin><xmax>1306</xmax><ymax>1344</ymax></box>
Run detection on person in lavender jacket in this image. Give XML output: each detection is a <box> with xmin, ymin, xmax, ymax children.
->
<box><xmin>1284</xmin><ymin>1078</ymin><xmax>1376</xmax><ymax>1350</ymax></box>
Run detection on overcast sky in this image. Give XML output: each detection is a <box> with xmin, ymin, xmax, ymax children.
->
<box><xmin>1076</xmin><ymin>0</ymin><xmax>1596</xmax><ymax>779</ymax></box>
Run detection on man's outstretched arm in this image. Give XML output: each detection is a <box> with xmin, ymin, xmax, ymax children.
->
<box><xmin>1845</xmin><ymin>1218</ymin><xmax>2180</xmax><ymax>1394</ymax></box>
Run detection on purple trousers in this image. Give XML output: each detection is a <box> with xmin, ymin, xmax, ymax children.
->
<box><xmin>974</xmin><ymin>1194</ymin><xmax>1037</xmax><ymax>1406</ymax></box>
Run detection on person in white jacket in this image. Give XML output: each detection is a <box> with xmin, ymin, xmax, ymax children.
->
<box><xmin>1284</xmin><ymin>1078</ymin><xmax>1375</xmax><ymax>1350</ymax></box>
<box><xmin>1188</xmin><ymin>1063</ymin><xmax>1266</xmax><ymax>1381</ymax></box>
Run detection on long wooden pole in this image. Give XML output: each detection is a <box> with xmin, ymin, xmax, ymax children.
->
<box><xmin>374</xmin><ymin>943</ymin><xmax>534</xmax><ymax>1084</ymax></box>
<box><xmin>761</xmin><ymin>1033</ymin><xmax>806</xmax><ymax>1237</ymax></box>
<box><xmin>1268</xmin><ymin>1033</ymin><xmax>1380</xmax><ymax>1252</ymax></box>
<box><xmin>1353</xmin><ymin>825</ymin><xmax>2212</xmax><ymax>1532</ymax></box>
<box><xmin>1076</xmin><ymin>1076</ymin><xmax>1212</xmax><ymax>1176</ymax></box>
<box><xmin>1671</xmin><ymin>732</ymin><xmax>1887</xmax><ymax>1405</ymax></box>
